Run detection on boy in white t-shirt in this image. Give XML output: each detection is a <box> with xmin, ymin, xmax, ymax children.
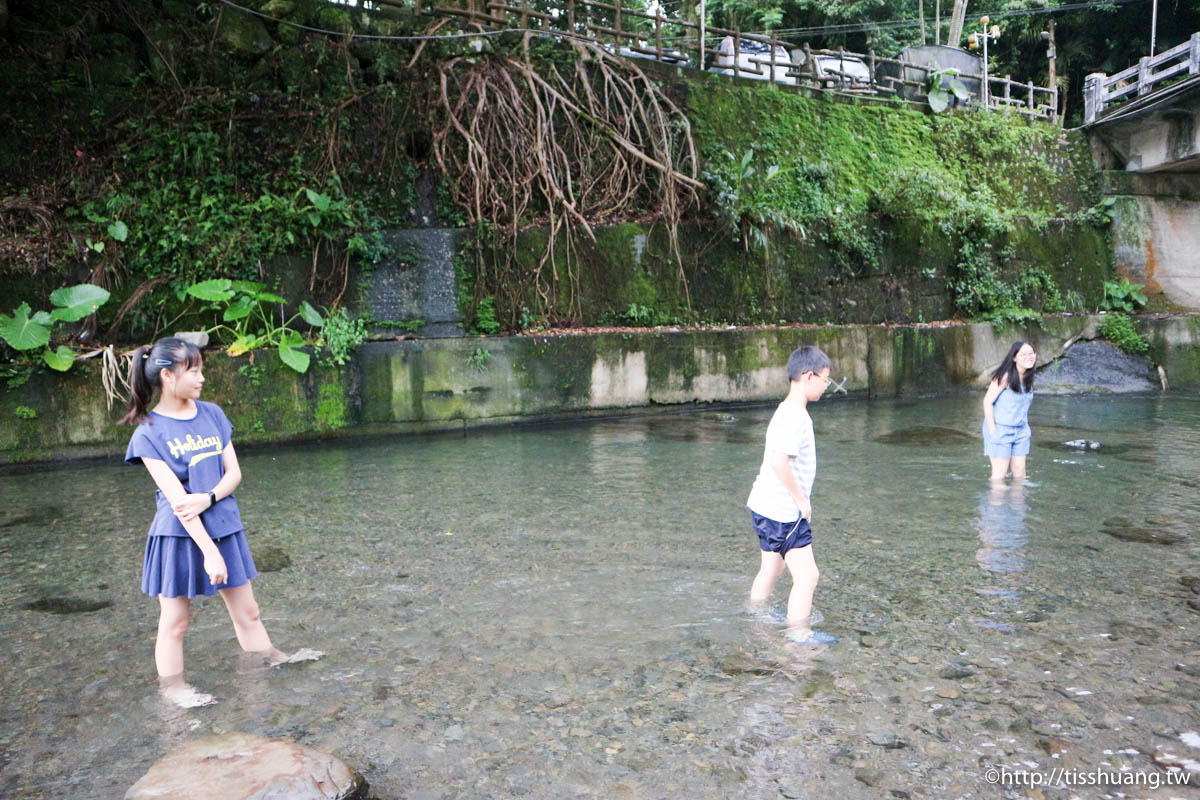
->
<box><xmin>746</xmin><ymin>345</ymin><xmax>836</xmax><ymax>644</ymax></box>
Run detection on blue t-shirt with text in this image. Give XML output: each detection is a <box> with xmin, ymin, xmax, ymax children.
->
<box><xmin>125</xmin><ymin>400</ymin><xmax>243</xmax><ymax>538</ymax></box>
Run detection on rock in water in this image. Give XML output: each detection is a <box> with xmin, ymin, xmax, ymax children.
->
<box><xmin>1035</xmin><ymin>340</ymin><xmax>1158</xmax><ymax>394</ymax></box>
<box><xmin>125</xmin><ymin>733</ymin><xmax>367</xmax><ymax>800</ymax></box>
<box><xmin>874</xmin><ymin>427</ymin><xmax>973</xmax><ymax>446</ymax></box>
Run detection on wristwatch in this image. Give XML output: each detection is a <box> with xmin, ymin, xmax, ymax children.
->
<box><xmin>208</xmin><ymin>491</ymin><xmax>217</xmax><ymax>508</ymax></box>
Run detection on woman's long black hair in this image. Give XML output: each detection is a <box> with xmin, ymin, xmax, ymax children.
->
<box><xmin>990</xmin><ymin>340</ymin><xmax>1035</xmax><ymax>393</ymax></box>
<box><xmin>119</xmin><ymin>337</ymin><xmax>203</xmax><ymax>426</ymax></box>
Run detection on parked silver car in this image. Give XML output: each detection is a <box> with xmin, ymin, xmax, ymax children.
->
<box><xmin>790</xmin><ymin>49</ymin><xmax>873</xmax><ymax>90</ymax></box>
<box><xmin>707</xmin><ymin>36</ymin><xmax>795</xmax><ymax>85</ymax></box>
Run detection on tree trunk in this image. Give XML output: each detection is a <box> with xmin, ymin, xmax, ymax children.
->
<box><xmin>919</xmin><ymin>0</ymin><xmax>926</xmax><ymax>45</ymax></box>
<box><xmin>947</xmin><ymin>0</ymin><xmax>968</xmax><ymax>49</ymax></box>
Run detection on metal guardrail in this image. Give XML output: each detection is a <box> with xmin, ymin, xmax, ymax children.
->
<box><xmin>1084</xmin><ymin>31</ymin><xmax>1200</xmax><ymax>123</ymax></box>
<box><xmin>372</xmin><ymin>0</ymin><xmax>1058</xmax><ymax>119</ymax></box>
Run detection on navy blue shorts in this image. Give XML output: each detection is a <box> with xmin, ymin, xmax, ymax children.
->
<box><xmin>751</xmin><ymin>511</ymin><xmax>812</xmax><ymax>556</ymax></box>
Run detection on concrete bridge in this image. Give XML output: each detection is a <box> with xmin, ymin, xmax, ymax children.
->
<box><xmin>1084</xmin><ymin>33</ymin><xmax>1200</xmax><ymax>309</ymax></box>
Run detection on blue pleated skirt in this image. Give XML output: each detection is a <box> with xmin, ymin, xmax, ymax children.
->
<box><xmin>141</xmin><ymin>531</ymin><xmax>258</xmax><ymax>598</ymax></box>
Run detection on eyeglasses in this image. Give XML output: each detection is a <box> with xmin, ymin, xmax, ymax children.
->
<box><xmin>810</xmin><ymin>373</ymin><xmax>849</xmax><ymax>394</ymax></box>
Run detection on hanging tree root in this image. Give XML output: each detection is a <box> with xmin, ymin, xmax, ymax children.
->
<box><xmin>432</xmin><ymin>39</ymin><xmax>701</xmax><ymax>325</ymax></box>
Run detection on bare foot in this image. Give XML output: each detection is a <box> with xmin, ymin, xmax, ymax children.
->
<box><xmin>158</xmin><ymin>680</ymin><xmax>216</xmax><ymax>708</ymax></box>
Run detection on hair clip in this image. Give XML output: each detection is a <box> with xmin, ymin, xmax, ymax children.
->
<box><xmin>153</xmin><ymin>358</ymin><xmax>172</xmax><ymax>366</ymax></box>
<box><xmin>141</xmin><ymin>353</ymin><xmax>149</xmax><ymax>359</ymax></box>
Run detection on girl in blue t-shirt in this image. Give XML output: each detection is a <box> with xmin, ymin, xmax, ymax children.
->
<box><xmin>121</xmin><ymin>337</ymin><xmax>316</xmax><ymax>707</ymax></box>
<box><xmin>982</xmin><ymin>340</ymin><xmax>1037</xmax><ymax>483</ymax></box>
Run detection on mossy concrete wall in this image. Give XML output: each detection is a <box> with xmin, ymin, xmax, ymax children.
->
<box><xmin>511</xmin><ymin>216</ymin><xmax>1110</xmax><ymax>326</ymax></box>
<box><xmin>4</xmin><ymin>314</ymin><xmax>1197</xmax><ymax>465</ymax></box>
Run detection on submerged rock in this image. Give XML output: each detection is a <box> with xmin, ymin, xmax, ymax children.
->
<box><xmin>1101</xmin><ymin>517</ymin><xmax>1186</xmax><ymax>545</ymax></box>
<box><xmin>23</xmin><ymin>596</ymin><xmax>111</xmax><ymax>614</ymax></box>
<box><xmin>874</xmin><ymin>427</ymin><xmax>973</xmax><ymax>446</ymax></box>
<box><xmin>254</xmin><ymin>545</ymin><xmax>293</xmax><ymax>573</ymax></box>
<box><xmin>125</xmin><ymin>732</ymin><xmax>367</xmax><ymax>800</ymax></box>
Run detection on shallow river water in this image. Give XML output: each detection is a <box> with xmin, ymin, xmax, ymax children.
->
<box><xmin>2</xmin><ymin>392</ymin><xmax>1199</xmax><ymax>799</ymax></box>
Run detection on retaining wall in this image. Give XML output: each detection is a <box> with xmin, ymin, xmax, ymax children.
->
<box><xmin>2</xmin><ymin>314</ymin><xmax>1197</xmax><ymax>465</ymax></box>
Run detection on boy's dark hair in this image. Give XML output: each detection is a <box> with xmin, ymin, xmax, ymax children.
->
<box><xmin>990</xmin><ymin>340</ymin><xmax>1035</xmax><ymax>393</ymax></box>
<box><xmin>119</xmin><ymin>337</ymin><xmax>203</xmax><ymax>426</ymax></box>
<box><xmin>786</xmin><ymin>345</ymin><xmax>833</xmax><ymax>383</ymax></box>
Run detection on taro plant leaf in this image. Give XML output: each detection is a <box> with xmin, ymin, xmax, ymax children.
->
<box><xmin>928</xmin><ymin>88</ymin><xmax>950</xmax><ymax>113</ymax></box>
<box><xmin>222</xmin><ymin>296</ymin><xmax>256</xmax><ymax>322</ymax></box>
<box><xmin>48</xmin><ymin>283</ymin><xmax>111</xmax><ymax>322</ymax></box>
<box><xmin>42</xmin><ymin>345</ymin><xmax>75</xmax><ymax>372</ymax></box>
<box><xmin>0</xmin><ymin>303</ymin><xmax>52</xmax><ymax>351</ymax></box>
<box><xmin>106</xmin><ymin>220</ymin><xmax>128</xmax><ymax>242</ymax></box>
<box><xmin>306</xmin><ymin>211</ymin><xmax>322</xmax><ymax>228</ymax></box>
<box><xmin>230</xmin><ymin>280</ymin><xmax>267</xmax><ymax>295</ymax></box>
<box><xmin>226</xmin><ymin>334</ymin><xmax>262</xmax><ymax>357</ymax></box>
<box><xmin>254</xmin><ymin>292</ymin><xmax>287</xmax><ymax>304</ymax></box>
<box><xmin>305</xmin><ymin>188</ymin><xmax>332</xmax><ymax>213</ymax></box>
<box><xmin>949</xmin><ymin>78</ymin><xmax>970</xmax><ymax>100</ymax></box>
<box><xmin>300</xmin><ymin>301</ymin><xmax>324</xmax><ymax>328</ymax></box>
<box><xmin>186</xmin><ymin>279</ymin><xmax>235</xmax><ymax>303</ymax></box>
<box><xmin>278</xmin><ymin>332</ymin><xmax>310</xmax><ymax>374</ymax></box>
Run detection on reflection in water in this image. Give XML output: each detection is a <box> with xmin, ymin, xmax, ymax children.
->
<box><xmin>972</xmin><ymin>483</ymin><xmax>1028</xmax><ymax>633</ymax></box>
<box><xmin>975</xmin><ymin>482</ymin><xmax>1028</xmax><ymax>579</ymax></box>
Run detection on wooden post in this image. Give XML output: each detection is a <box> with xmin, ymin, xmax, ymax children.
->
<box><xmin>1047</xmin><ymin>19</ymin><xmax>1057</xmax><ymax>96</ymax></box>
<box><xmin>869</xmin><ymin>49</ymin><xmax>876</xmax><ymax>91</ymax></box>
<box><xmin>1083</xmin><ymin>72</ymin><xmax>1104</xmax><ymax>124</ymax></box>
<box><xmin>615</xmin><ymin>3</ymin><xmax>622</xmax><ymax>41</ymax></box>
<box><xmin>699</xmin><ymin>0</ymin><xmax>706</xmax><ymax>71</ymax></box>
<box><xmin>770</xmin><ymin>33</ymin><xmax>776</xmax><ymax>80</ymax></box>
<box><xmin>520</xmin><ymin>0</ymin><xmax>528</xmax><ymax>30</ymax></box>
<box><xmin>734</xmin><ymin>29</ymin><xmax>740</xmax><ymax>77</ymax></box>
<box><xmin>1137</xmin><ymin>56</ymin><xmax>1151</xmax><ymax>96</ymax></box>
<box><xmin>934</xmin><ymin>0</ymin><xmax>940</xmax><ymax>45</ymax></box>
<box><xmin>655</xmin><ymin>7</ymin><xmax>662</xmax><ymax>61</ymax></box>
<box><xmin>1027</xmin><ymin>79</ymin><xmax>1034</xmax><ymax>110</ymax></box>
<box><xmin>567</xmin><ymin>0</ymin><xmax>574</xmax><ymax>34</ymax></box>
<box><xmin>1004</xmin><ymin>74</ymin><xmax>1010</xmax><ymax>103</ymax></box>
<box><xmin>414</xmin><ymin>0</ymin><xmax>422</xmax><ymax>15</ymax></box>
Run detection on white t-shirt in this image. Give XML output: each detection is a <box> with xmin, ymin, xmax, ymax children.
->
<box><xmin>746</xmin><ymin>401</ymin><xmax>816</xmax><ymax>523</ymax></box>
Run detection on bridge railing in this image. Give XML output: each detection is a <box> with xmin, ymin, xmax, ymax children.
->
<box><xmin>374</xmin><ymin>0</ymin><xmax>1057</xmax><ymax>118</ymax></box>
<box><xmin>1085</xmin><ymin>31</ymin><xmax>1200</xmax><ymax>123</ymax></box>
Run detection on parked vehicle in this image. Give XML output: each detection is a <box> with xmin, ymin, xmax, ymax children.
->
<box><xmin>790</xmin><ymin>49</ymin><xmax>873</xmax><ymax>91</ymax></box>
<box><xmin>707</xmin><ymin>36</ymin><xmax>795</xmax><ymax>85</ymax></box>
<box><xmin>617</xmin><ymin>45</ymin><xmax>691</xmax><ymax>68</ymax></box>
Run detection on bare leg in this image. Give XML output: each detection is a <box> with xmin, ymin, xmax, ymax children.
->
<box><xmin>155</xmin><ymin>596</ymin><xmax>214</xmax><ymax>707</ymax></box>
<box><xmin>218</xmin><ymin>583</ymin><xmax>273</xmax><ymax>652</ymax></box>
<box><xmin>783</xmin><ymin>545</ymin><xmax>820</xmax><ymax>634</ymax></box>
<box><xmin>1009</xmin><ymin>455</ymin><xmax>1027</xmax><ymax>481</ymax></box>
<box><xmin>988</xmin><ymin>456</ymin><xmax>1011</xmax><ymax>482</ymax></box>
<box><xmin>155</xmin><ymin>596</ymin><xmax>191</xmax><ymax>677</ymax></box>
<box><xmin>749</xmin><ymin>551</ymin><xmax>785</xmax><ymax>609</ymax></box>
<box><xmin>220</xmin><ymin>583</ymin><xmax>323</xmax><ymax>666</ymax></box>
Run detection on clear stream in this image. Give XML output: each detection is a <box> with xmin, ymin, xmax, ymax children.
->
<box><xmin>1</xmin><ymin>393</ymin><xmax>1198</xmax><ymax>799</ymax></box>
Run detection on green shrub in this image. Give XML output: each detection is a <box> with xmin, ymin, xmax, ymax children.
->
<box><xmin>1097</xmin><ymin>312</ymin><xmax>1149</xmax><ymax>354</ymax></box>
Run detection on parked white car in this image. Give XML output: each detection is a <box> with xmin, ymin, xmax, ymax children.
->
<box><xmin>790</xmin><ymin>49</ymin><xmax>873</xmax><ymax>90</ymax></box>
<box><xmin>707</xmin><ymin>36</ymin><xmax>795</xmax><ymax>85</ymax></box>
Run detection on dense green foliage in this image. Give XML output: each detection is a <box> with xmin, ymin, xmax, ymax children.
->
<box><xmin>690</xmin><ymin>78</ymin><xmax>1097</xmax><ymax>324</ymax></box>
<box><xmin>1</xmin><ymin>0</ymin><xmax>1115</xmax><ymax>348</ymax></box>
<box><xmin>1097</xmin><ymin>311</ymin><xmax>1149</xmax><ymax>354</ymax></box>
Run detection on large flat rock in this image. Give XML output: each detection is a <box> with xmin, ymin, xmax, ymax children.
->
<box><xmin>125</xmin><ymin>732</ymin><xmax>367</xmax><ymax>800</ymax></box>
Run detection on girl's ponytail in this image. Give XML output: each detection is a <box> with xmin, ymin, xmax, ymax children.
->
<box><xmin>120</xmin><ymin>346</ymin><xmax>154</xmax><ymax>426</ymax></box>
